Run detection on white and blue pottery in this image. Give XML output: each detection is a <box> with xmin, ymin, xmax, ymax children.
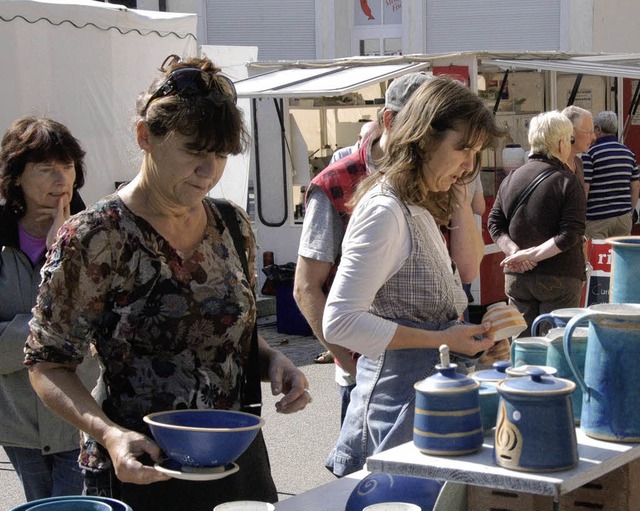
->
<box><xmin>531</xmin><ymin>308</ymin><xmax>588</xmax><ymax>336</ymax></box>
<box><xmin>510</xmin><ymin>337</ymin><xmax>549</xmax><ymax>367</ymax></box>
<box><xmin>494</xmin><ymin>368</ymin><xmax>577</xmax><ymax>472</ymax></box>
<box><xmin>545</xmin><ymin>327</ymin><xmax>588</xmax><ymax>424</ymax></box>
<box><xmin>607</xmin><ymin>236</ymin><xmax>640</xmax><ymax>304</ymax></box>
<box><xmin>564</xmin><ymin>303</ymin><xmax>640</xmax><ymax>442</ymax></box>
<box><xmin>413</xmin><ymin>345</ymin><xmax>483</xmax><ymax>455</ymax></box>
<box><xmin>143</xmin><ymin>409</ymin><xmax>263</xmax><ymax>468</ymax></box>
<box><xmin>345</xmin><ymin>472</ymin><xmax>443</xmax><ymax>511</ymax></box>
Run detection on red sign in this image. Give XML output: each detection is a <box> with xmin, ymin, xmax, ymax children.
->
<box><xmin>432</xmin><ymin>65</ymin><xmax>470</xmax><ymax>86</ymax></box>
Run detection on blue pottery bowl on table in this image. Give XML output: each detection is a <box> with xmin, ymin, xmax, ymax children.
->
<box><xmin>345</xmin><ymin>472</ymin><xmax>443</xmax><ymax>511</ymax></box>
<box><xmin>10</xmin><ymin>496</ymin><xmax>131</xmax><ymax>511</ymax></box>
<box><xmin>144</xmin><ymin>409</ymin><xmax>264</xmax><ymax>468</ymax></box>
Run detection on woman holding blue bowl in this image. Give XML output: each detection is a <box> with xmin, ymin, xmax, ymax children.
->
<box><xmin>24</xmin><ymin>55</ymin><xmax>310</xmax><ymax>511</ymax></box>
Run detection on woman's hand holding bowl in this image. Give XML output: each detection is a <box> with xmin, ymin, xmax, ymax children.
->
<box><xmin>102</xmin><ymin>426</ymin><xmax>170</xmax><ymax>484</ymax></box>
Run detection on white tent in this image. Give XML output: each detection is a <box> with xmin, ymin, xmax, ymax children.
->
<box><xmin>0</xmin><ymin>0</ymin><xmax>198</xmax><ymax>205</ymax></box>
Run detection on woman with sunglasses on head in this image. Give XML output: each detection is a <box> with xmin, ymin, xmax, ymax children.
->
<box><xmin>322</xmin><ymin>77</ymin><xmax>502</xmax><ymax>477</ymax></box>
<box><xmin>488</xmin><ymin>111</ymin><xmax>586</xmax><ymax>336</ymax></box>
<box><xmin>0</xmin><ymin>116</ymin><xmax>98</xmax><ymax>501</ymax></box>
<box><xmin>23</xmin><ymin>55</ymin><xmax>310</xmax><ymax>511</ymax></box>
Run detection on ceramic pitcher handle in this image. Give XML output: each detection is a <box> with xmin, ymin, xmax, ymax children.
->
<box><xmin>531</xmin><ymin>313</ymin><xmax>554</xmax><ymax>336</ymax></box>
<box><xmin>563</xmin><ymin>313</ymin><xmax>592</xmax><ymax>398</ymax></box>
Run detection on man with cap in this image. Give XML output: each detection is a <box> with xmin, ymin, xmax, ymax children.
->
<box><xmin>293</xmin><ymin>72</ymin><xmax>485</xmax><ymax>425</ymax></box>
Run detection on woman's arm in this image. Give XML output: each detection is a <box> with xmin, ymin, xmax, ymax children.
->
<box><xmin>28</xmin><ymin>361</ymin><xmax>169</xmax><ymax>484</ymax></box>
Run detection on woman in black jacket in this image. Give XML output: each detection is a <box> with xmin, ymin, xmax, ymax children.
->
<box><xmin>488</xmin><ymin>110</ymin><xmax>586</xmax><ymax>336</ymax></box>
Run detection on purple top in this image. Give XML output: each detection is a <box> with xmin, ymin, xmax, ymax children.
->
<box><xmin>18</xmin><ymin>223</ymin><xmax>46</xmax><ymax>265</ymax></box>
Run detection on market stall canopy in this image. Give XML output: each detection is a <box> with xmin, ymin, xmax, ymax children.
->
<box><xmin>234</xmin><ymin>62</ymin><xmax>431</xmax><ymax>99</ymax></box>
<box><xmin>487</xmin><ymin>54</ymin><xmax>640</xmax><ymax>79</ymax></box>
<box><xmin>0</xmin><ymin>0</ymin><xmax>198</xmax><ymax>205</ymax></box>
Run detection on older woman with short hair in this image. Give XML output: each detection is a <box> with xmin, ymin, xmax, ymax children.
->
<box><xmin>488</xmin><ymin>111</ymin><xmax>586</xmax><ymax>336</ymax></box>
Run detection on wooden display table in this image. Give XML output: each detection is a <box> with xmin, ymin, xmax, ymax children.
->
<box><xmin>366</xmin><ymin>429</ymin><xmax>640</xmax><ymax>510</ymax></box>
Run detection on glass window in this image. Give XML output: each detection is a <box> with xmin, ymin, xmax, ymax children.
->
<box><xmin>383</xmin><ymin>38</ymin><xmax>402</xmax><ymax>56</ymax></box>
<box><xmin>360</xmin><ymin>39</ymin><xmax>381</xmax><ymax>56</ymax></box>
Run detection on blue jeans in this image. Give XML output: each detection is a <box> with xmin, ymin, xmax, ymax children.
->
<box><xmin>338</xmin><ymin>383</ymin><xmax>355</xmax><ymax>426</ymax></box>
<box><xmin>4</xmin><ymin>446</ymin><xmax>83</xmax><ymax>501</ymax></box>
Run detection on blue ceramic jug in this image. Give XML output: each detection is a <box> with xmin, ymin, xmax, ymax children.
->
<box><xmin>545</xmin><ymin>327</ymin><xmax>588</xmax><ymax>424</ymax></box>
<box><xmin>494</xmin><ymin>368</ymin><xmax>578</xmax><ymax>472</ymax></box>
<box><xmin>531</xmin><ymin>308</ymin><xmax>588</xmax><ymax>336</ymax></box>
<box><xmin>564</xmin><ymin>303</ymin><xmax>640</xmax><ymax>442</ymax></box>
<box><xmin>607</xmin><ymin>236</ymin><xmax>640</xmax><ymax>303</ymax></box>
<box><xmin>413</xmin><ymin>345</ymin><xmax>483</xmax><ymax>455</ymax></box>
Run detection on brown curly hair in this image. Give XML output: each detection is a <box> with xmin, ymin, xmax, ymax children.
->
<box><xmin>137</xmin><ymin>54</ymin><xmax>249</xmax><ymax>156</ymax></box>
<box><xmin>350</xmin><ymin>76</ymin><xmax>503</xmax><ymax>225</ymax></box>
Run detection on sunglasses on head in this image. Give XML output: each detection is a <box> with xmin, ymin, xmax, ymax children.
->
<box><xmin>143</xmin><ymin>66</ymin><xmax>237</xmax><ymax>114</ymax></box>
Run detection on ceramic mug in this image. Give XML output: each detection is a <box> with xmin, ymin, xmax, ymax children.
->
<box><xmin>531</xmin><ymin>308</ymin><xmax>588</xmax><ymax>336</ymax></box>
<box><xmin>510</xmin><ymin>337</ymin><xmax>549</xmax><ymax>367</ymax></box>
<box><xmin>482</xmin><ymin>302</ymin><xmax>527</xmax><ymax>340</ymax></box>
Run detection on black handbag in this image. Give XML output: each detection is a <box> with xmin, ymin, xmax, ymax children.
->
<box><xmin>212</xmin><ymin>199</ymin><xmax>262</xmax><ymax>416</ymax></box>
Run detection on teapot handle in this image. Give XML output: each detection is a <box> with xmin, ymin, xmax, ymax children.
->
<box><xmin>563</xmin><ymin>313</ymin><xmax>593</xmax><ymax>399</ymax></box>
<box><xmin>531</xmin><ymin>313</ymin><xmax>554</xmax><ymax>336</ymax></box>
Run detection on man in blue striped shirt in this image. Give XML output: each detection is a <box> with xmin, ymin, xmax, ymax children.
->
<box><xmin>581</xmin><ymin>111</ymin><xmax>640</xmax><ymax>238</ymax></box>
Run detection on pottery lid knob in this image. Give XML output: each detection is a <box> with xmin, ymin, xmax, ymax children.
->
<box><xmin>439</xmin><ymin>344</ymin><xmax>450</xmax><ymax>368</ymax></box>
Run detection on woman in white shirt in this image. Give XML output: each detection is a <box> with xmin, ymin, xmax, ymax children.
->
<box><xmin>323</xmin><ymin>77</ymin><xmax>502</xmax><ymax>476</ymax></box>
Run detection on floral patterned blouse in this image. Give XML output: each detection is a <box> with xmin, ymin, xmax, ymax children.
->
<box><xmin>25</xmin><ymin>195</ymin><xmax>256</xmax><ymax>470</ymax></box>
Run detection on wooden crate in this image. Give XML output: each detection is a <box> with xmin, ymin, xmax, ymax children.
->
<box><xmin>467</xmin><ymin>486</ymin><xmax>553</xmax><ymax>511</ymax></box>
<box><xmin>467</xmin><ymin>459</ymin><xmax>640</xmax><ymax>511</ymax></box>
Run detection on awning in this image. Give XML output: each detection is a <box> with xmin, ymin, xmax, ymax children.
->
<box><xmin>234</xmin><ymin>62</ymin><xmax>431</xmax><ymax>99</ymax></box>
<box><xmin>487</xmin><ymin>54</ymin><xmax>640</xmax><ymax>79</ymax></box>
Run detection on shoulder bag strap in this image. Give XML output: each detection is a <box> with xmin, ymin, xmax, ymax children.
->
<box><xmin>507</xmin><ymin>168</ymin><xmax>555</xmax><ymax>222</ymax></box>
<box><xmin>212</xmin><ymin>198</ymin><xmax>262</xmax><ymax>416</ymax></box>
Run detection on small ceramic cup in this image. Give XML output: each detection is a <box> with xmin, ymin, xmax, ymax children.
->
<box><xmin>482</xmin><ymin>302</ymin><xmax>527</xmax><ymax>340</ymax></box>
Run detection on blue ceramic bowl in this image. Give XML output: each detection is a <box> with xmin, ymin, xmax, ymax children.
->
<box><xmin>28</xmin><ymin>500</ymin><xmax>111</xmax><ymax>511</ymax></box>
<box><xmin>345</xmin><ymin>472</ymin><xmax>442</xmax><ymax>511</ymax></box>
<box><xmin>10</xmin><ymin>496</ymin><xmax>131</xmax><ymax>511</ymax></box>
<box><xmin>144</xmin><ymin>409</ymin><xmax>264</xmax><ymax>468</ymax></box>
